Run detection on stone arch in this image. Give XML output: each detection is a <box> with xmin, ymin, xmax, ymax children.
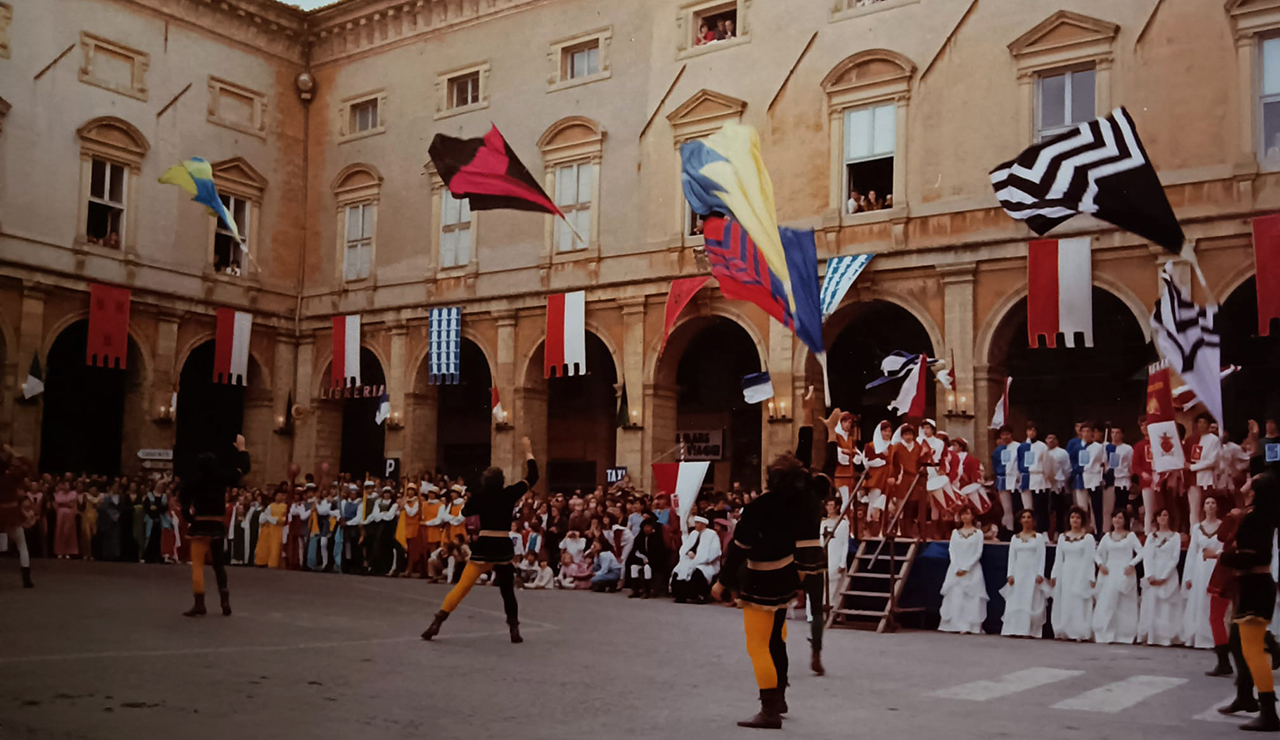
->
<box><xmin>311</xmin><ymin>340</ymin><xmax>390</xmax><ymax>398</ymax></box>
<box><xmin>174</xmin><ymin>330</ymin><xmax>271</xmax><ymax>393</ymax></box>
<box><xmin>975</xmin><ymin>276</ymin><xmax>1152</xmax><ymax>370</ymax></box>
<box><xmin>407</xmin><ymin>326</ymin><xmax>496</xmax><ymax>390</ymax></box>
<box><xmin>1221</xmin><ymin>276</ymin><xmax>1280</xmax><ymax>434</ymax></box>
<box><xmin>517</xmin><ymin>319</ymin><xmax>625</xmax><ymax>388</ymax></box>
<box><xmin>408</xmin><ymin>333</ymin><xmax>496</xmax><ymax>486</ymax></box>
<box><xmin>794</xmin><ymin>284</ymin><xmax>945</xmax><ymax>380</ymax></box>
<box><xmin>330</xmin><ymin>162</ymin><xmax>383</xmax><ymax>193</ymax></box>
<box><xmin>821</xmin><ymin>48</ymin><xmax>917</xmax><ymax>94</ymax></box>
<box><xmin>42</xmin><ymin>309</ymin><xmax>152</xmax><ymax>389</ymax></box>
<box><xmin>76</xmin><ymin>115</ymin><xmax>150</xmax><ymax>165</ymax></box>
<box><xmin>646</xmin><ymin>301</ymin><xmax>768</xmax><ymax>386</ymax></box>
<box><xmin>537</xmin><ymin>115</ymin><xmax>606</xmax><ymax>156</ymax></box>
<box><xmin>1217</xmin><ymin>261</ymin><xmax>1256</xmax><ymax>305</ymax></box>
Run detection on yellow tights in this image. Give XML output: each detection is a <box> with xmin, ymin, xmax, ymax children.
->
<box><xmin>1240</xmin><ymin>618</ymin><xmax>1275</xmax><ymax>693</ymax></box>
<box><xmin>190</xmin><ymin>538</ymin><xmax>208</xmax><ymax>594</ymax></box>
<box><xmin>743</xmin><ymin>606</ymin><xmax>788</xmax><ymax>690</ymax></box>
<box><xmin>441</xmin><ymin>562</ymin><xmax>495</xmax><ymax>613</ymax></box>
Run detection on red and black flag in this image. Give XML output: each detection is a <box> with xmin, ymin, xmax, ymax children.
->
<box><xmin>428</xmin><ymin>125</ymin><xmax>564</xmax><ymax>217</ymax></box>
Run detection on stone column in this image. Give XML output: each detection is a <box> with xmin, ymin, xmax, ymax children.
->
<box><xmin>493</xmin><ymin>311</ymin><xmax>518</xmax><ymax>477</ymax></box>
<box><xmin>764</xmin><ymin>320</ymin><xmax>794</xmax><ymax>483</ymax></box>
<box><xmin>385</xmin><ymin>323</ymin><xmax>408</xmax><ymax>459</ymax></box>
<box><xmin>270</xmin><ymin>332</ymin><xmax>298</xmax><ymax>480</ymax></box>
<box><xmin>644</xmin><ymin>384</ymin><xmax>677</xmax><ymax>494</ymax></box>
<box><xmin>11</xmin><ymin>282</ymin><xmax>46</xmax><ymax>458</ymax></box>
<box><xmin>940</xmin><ymin>262</ymin><xmax>977</xmax><ymax>448</ymax></box>
<box><xmin>616</xmin><ymin>298</ymin><xmax>646</xmax><ymax>479</ymax></box>
<box><xmin>293</xmin><ymin>334</ymin><xmax>316</xmax><ymax>475</ymax></box>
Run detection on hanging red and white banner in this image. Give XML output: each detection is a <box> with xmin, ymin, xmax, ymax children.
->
<box><xmin>491</xmin><ymin>387</ymin><xmax>505</xmax><ymax>422</ymax></box>
<box><xmin>651</xmin><ymin>460</ymin><xmax>710</xmax><ymax>535</ymax></box>
<box><xmin>545</xmin><ymin>290</ymin><xmax>586</xmax><ymax>378</ymax></box>
<box><xmin>332</xmin><ymin>314</ymin><xmax>362</xmax><ymax>388</ymax></box>
<box><xmin>87</xmin><ymin>283</ymin><xmax>131</xmax><ymax>369</ymax></box>
<box><xmin>1027</xmin><ymin>237</ymin><xmax>1093</xmax><ymax>348</ymax></box>
<box><xmin>1252</xmin><ymin>214</ymin><xmax>1280</xmax><ymax>336</ymax></box>
<box><xmin>989</xmin><ymin>376</ymin><xmax>1012</xmax><ymax>430</ymax></box>
<box><xmin>214</xmin><ymin>308</ymin><xmax>252</xmax><ymax>385</ymax></box>
<box><xmin>661</xmin><ymin>277</ymin><xmax>709</xmax><ymax>353</ymax></box>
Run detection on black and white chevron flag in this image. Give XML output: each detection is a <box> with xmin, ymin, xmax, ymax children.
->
<box><xmin>1151</xmin><ymin>264</ymin><xmax>1222</xmax><ymax>424</ymax></box>
<box><xmin>990</xmin><ymin>107</ymin><xmax>1185</xmax><ymax>255</ymax></box>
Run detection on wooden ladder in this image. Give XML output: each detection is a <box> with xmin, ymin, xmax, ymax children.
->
<box><xmin>826</xmin><ymin>500</ymin><xmax>926</xmax><ymax>633</ymax></box>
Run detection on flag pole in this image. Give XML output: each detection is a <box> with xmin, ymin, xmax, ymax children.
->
<box><xmin>561</xmin><ymin>213</ymin><xmax>586</xmax><ymax>246</ymax></box>
<box><xmin>1178</xmin><ymin>240</ymin><xmax>1215</xmax><ymax>304</ymax></box>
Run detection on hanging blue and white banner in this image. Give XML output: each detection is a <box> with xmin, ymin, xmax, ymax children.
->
<box><xmin>429</xmin><ymin>306</ymin><xmax>462</xmax><ymax>385</ymax></box>
<box><xmin>820</xmin><ymin>254</ymin><xmax>874</xmax><ymax>320</ymax></box>
<box><xmin>741</xmin><ymin>371</ymin><xmax>774</xmax><ymax>404</ymax></box>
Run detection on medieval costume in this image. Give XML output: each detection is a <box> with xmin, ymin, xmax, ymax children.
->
<box><xmin>397</xmin><ymin>486</ymin><xmax>428</xmax><ymax>577</ymax></box>
<box><xmin>79</xmin><ymin>488</ymin><xmax>102</xmax><ymax>560</ymax></box>
<box><xmin>97</xmin><ymin>491</ymin><xmax>124</xmax><ymax>562</ymax></box>
<box><xmin>1183</xmin><ymin>519</ymin><xmax>1223</xmax><ymax>649</ymax></box>
<box><xmin>626</xmin><ymin>516</ymin><xmax>670</xmax><ymax>599</ymax></box>
<box><xmin>179</xmin><ymin>446</ymin><xmax>250</xmax><ymax>616</ymax></box>
<box><xmin>718</xmin><ymin>450</ymin><xmax>803</xmax><ymax>730</ymax></box>
<box><xmin>821</xmin><ymin>509</ymin><xmax>851</xmax><ymax>616</ymax></box>
<box><xmin>939</xmin><ymin>525</ymin><xmax>986</xmax><ymax>634</ymax></box>
<box><xmin>53</xmin><ymin>487</ymin><xmax>79</xmax><ymax>558</ymax></box>
<box><xmin>1082</xmin><ymin>437</ymin><xmax>1108</xmax><ymax>534</ymax></box>
<box><xmin>1050</xmin><ymin>531</ymin><xmax>1096</xmax><ymax>641</ymax></box>
<box><xmin>832</xmin><ymin>412</ymin><xmax>858</xmax><ymax>511</ymax></box>
<box><xmin>1091</xmin><ymin>530</ymin><xmax>1142</xmax><ymax>644</ymax></box>
<box><xmin>0</xmin><ymin>450</ymin><xmax>34</xmax><ymax>587</ymax></box>
<box><xmin>888</xmin><ymin>425</ymin><xmax>931</xmax><ymax>540</ymax></box>
<box><xmin>255</xmin><ymin>496</ymin><xmax>287</xmax><ymax>569</ymax></box>
<box><xmin>1139</xmin><ymin>529</ymin><xmax>1183</xmax><ymax>646</ymax></box>
<box><xmin>307</xmin><ymin>494</ymin><xmax>335</xmax><ymax>572</ymax></box>
<box><xmin>423</xmin><ymin>450</ymin><xmax>539</xmax><ymax>644</ymax></box>
<box><xmin>1000</xmin><ymin>531</ymin><xmax>1049</xmax><ymax>638</ymax></box>
<box><xmin>141</xmin><ymin>489</ymin><xmax>166</xmax><ymax>563</ymax></box>
<box><xmin>364</xmin><ymin>488</ymin><xmax>399</xmax><ymax>576</ymax></box>
<box><xmin>793</xmin><ymin>420</ymin><xmax>837</xmax><ymax>676</ymax></box>
<box><xmin>862</xmin><ymin>421</ymin><xmax>893</xmax><ymax>538</ymax></box>
<box><xmin>339</xmin><ymin>487</ymin><xmax>362</xmax><ymax>574</ymax></box>
<box><xmin>287</xmin><ymin>493</ymin><xmax>312</xmax><ymax>570</ymax></box>
<box><xmin>1188</xmin><ymin>427</ymin><xmax>1221</xmax><ymax>528</ymax></box>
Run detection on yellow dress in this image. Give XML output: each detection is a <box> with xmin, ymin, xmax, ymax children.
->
<box><xmin>80</xmin><ymin>493</ymin><xmax>101</xmax><ymax>557</ymax></box>
<box><xmin>255</xmin><ymin>502</ymin><xmax>288</xmax><ymax>568</ymax></box>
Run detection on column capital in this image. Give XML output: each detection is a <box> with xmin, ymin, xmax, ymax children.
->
<box><xmin>619</xmin><ymin>297</ymin><xmax>646</xmax><ymax>315</ymax></box>
<box><xmin>937</xmin><ymin>262</ymin><xmax>977</xmax><ymax>284</ymax></box>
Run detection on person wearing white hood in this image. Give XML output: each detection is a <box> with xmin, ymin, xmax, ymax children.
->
<box><xmin>920</xmin><ymin>420</ymin><xmax>948</xmax><ymax>537</ymax></box>
<box><xmin>860</xmin><ymin>420</ymin><xmax>894</xmax><ymax>538</ymax></box>
<box><xmin>671</xmin><ymin>516</ymin><xmax>721</xmax><ymax>604</ymax></box>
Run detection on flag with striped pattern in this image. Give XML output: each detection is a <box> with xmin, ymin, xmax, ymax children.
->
<box><xmin>989</xmin><ymin>107</ymin><xmax>1184</xmax><ymax>255</ymax></box>
<box><xmin>429</xmin><ymin>306</ymin><xmax>461</xmax><ymax>385</ymax></box>
<box><xmin>1151</xmin><ymin>264</ymin><xmax>1222</xmax><ymax>424</ymax></box>
<box><xmin>820</xmin><ymin>254</ymin><xmax>873</xmax><ymax>320</ymax></box>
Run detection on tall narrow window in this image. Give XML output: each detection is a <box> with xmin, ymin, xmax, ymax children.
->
<box><xmin>1036</xmin><ymin>68</ymin><xmax>1095</xmax><ymax>141</ymax></box>
<box><xmin>843</xmin><ymin>103</ymin><xmax>895</xmax><ymax>214</ymax></box>
<box><xmin>214</xmin><ymin>193</ymin><xmax>249</xmax><ymax>276</ymax></box>
<box><xmin>87</xmin><ymin>157</ymin><xmax>126</xmax><ymax>247</ymax></box>
<box><xmin>343</xmin><ymin>203</ymin><xmax>374</xmax><ymax>281</ymax></box>
<box><xmin>1263</xmin><ymin>38</ymin><xmax>1280</xmax><ymax>160</ymax></box>
<box><xmin>440</xmin><ymin>188</ymin><xmax>472</xmax><ymax>269</ymax></box>
<box><xmin>554</xmin><ymin>161</ymin><xmax>593</xmax><ymax>253</ymax></box>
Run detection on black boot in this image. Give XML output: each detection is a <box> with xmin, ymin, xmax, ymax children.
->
<box><xmin>810</xmin><ymin>638</ymin><xmax>825</xmax><ymax>676</ymax></box>
<box><xmin>219</xmin><ymin>589</ymin><xmax>232</xmax><ymax>616</ymax></box>
<box><xmin>1209</xmin><ymin>645</ymin><xmax>1235</xmax><ymax>677</ymax></box>
<box><xmin>628</xmin><ymin>587</ymin><xmax>644</xmax><ymax>599</ymax></box>
<box><xmin>736</xmin><ymin>688</ymin><xmax>783</xmax><ymax>729</ymax></box>
<box><xmin>508</xmin><ymin>618</ymin><xmax>523</xmax><ymax>644</ymax></box>
<box><xmin>777</xmin><ymin>685</ymin><xmax>788</xmax><ymax>715</ymax></box>
<box><xmin>421</xmin><ymin>610</ymin><xmax>449</xmax><ymax>641</ymax></box>
<box><xmin>21</xmin><ymin>566</ymin><xmax>33</xmax><ymax>589</ymax></box>
<box><xmin>1242</xmin><ymin>692</ymin><xmax>1280</xmax><ymax>732</ymax></box>
<box><xmin>1221</xmin><ymin>685</ymin><xmax>1261</xmax><ymax>715</ymax></box>
<box><xmin>183</xmin><ymin>594</ymin><xmax>207</xmax><ymax>617</ymax></box>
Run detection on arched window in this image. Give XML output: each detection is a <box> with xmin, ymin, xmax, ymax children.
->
<box><xmin>331</xmin><ymin>163</ymin><xmax>382</xmax><ymax>283</ymax></box>
<box><xmin>208</xmin><ymin>158</ymin><xmax>267</xmax><ymax>278</ymax></box>
<box><xmin>821</xmin><ymin>50</ymin><xmax>914</xmax><ymax>221</ymax></box>
<box><xmin>538</xmin><ymin>116</ymin><xmax>605</xmax><ymax>261</ymax></box>
<box><xmin>75</xmin><ymin>116</ymin><xmax>149</xmax><ymax>252</ymax></box>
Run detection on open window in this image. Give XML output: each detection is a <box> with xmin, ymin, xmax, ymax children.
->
<box><xmin>214</xmin><ymin>194</ymin><xmax>248</xmax><ymax>275</ymax></box>
<box><xmin>843</xmin><ymin>103</ymin><xmax>896</xmax><ymax>214</ymax></box>
<box><xmin>76</xmin><ymin>116</ymin><xmax>148</xmax><ymax>252</ymax></box>
<box><xmin>692</xmin><ymin>2</ymin><xmax>738</xmax><ymax>47</ymax></box>
<box><xmin>86</xmin><ymin>157</ymin><xmax>126</xmax><ymax>248</ymax></box>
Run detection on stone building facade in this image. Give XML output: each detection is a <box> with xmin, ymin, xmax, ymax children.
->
<box><xmin>0</xmin><ymin>0</ymin><xmax>1276</xmax><ymax>492</ymax></box>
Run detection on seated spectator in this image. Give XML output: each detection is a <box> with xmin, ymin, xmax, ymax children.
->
<box><xmin>555</xmin><ymin>552</ymin><xmax>578</xmax><ymax>589</ymax></box>
<box><xmin>427</xmin><ymin>542</ymin><xmax>456</xmax><ymax>584</ymax></box>
<box><xmin>671</xmin><ymin>516</ymin><xmax>722</xmax><ymax>604</ymax></box>
<box><xmin>589</xmin><ymin>542</ymin><xmax>622</xmax><ymax>592</ymax></box>
<box><xmin>627</xmin><ymin>516</ymin><xmax>671</xmax><ymax>599</ymax></box>
<box><xmin>516</xmin><ymin>551</ymin><xmax>539</xmax><ymax>586</ymax></box>
<box><xmin>529</xmin><ymin>558</ymin><xmax>555</xmax><ymax>590</ymax></box>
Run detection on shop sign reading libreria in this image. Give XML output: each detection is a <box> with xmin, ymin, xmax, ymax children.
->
<box><xmin>317</xmin><ymin>384</ymin><xmax>387</xmax><ymax>400</ymax></box>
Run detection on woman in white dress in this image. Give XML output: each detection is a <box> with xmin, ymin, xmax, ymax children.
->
<box><xmin>1182</xmin><ymin>495</ymin><xmax>1223</xmax><ymax>650</ymax></box>
<box><xmin>820</xmin><ymin>499</ymin><xmax>851</xmax><ymax>609</ymax></box>
<box><xmin>940</xmin><ymin>506</ymin><xmax>987</xmax><ymax>634</ymax></box>
<box><xmin>1050</xmin><ymin>506</ymin><xmax>1095</xmax><ymax>641</ymax></box>
<box><xmin>1001</xmin><ymin>509</ymin><xmax>1049</xmax><ymax>638</ymax></box>
<box><xmin>1092</xmin><ymin>509</ymin><xmax>1143</xmax><ymax>644</ymax></box>
<box><xmin>1139</xmin><ymin>508</ymin><xmax>1183</xmax><ymax>646</ymax></box>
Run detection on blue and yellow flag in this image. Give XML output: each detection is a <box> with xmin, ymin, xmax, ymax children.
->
<box><xmin>681</xmin><ymin>123</ymin><xmax>823</xmax><ymax>357</ymax></box>
<box><xmin>158</xmin><ymin>157</ymin><xmax>242</xmax><ymax>243</ymax></box>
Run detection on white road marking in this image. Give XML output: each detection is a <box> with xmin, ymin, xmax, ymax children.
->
<box><xmin>0</xmin><ymin>626</ymin><xmax>553</xmax><ymax>664</ymax></box>
<box><xmin>931</xmin><ymin>667</ymin><xmax>1085</xmax><ymax>701</ymax></box>
<box><xmin>1192</xmin><ymin>695</ymin><xmax>1254</xmax><ymax>725</ymax></box>
<box><xmin>1050</xmin><ymin>675</ymin><xmax>1188</xmax><ymax>713</ymax></box>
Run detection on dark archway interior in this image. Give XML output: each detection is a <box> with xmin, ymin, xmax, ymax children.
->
<box><xmin>675</xmin><ymin>317</ymin><xmax>762</xmax><ymax>490</ymax></box>
<box><xmin>1221</xmin><ymin>277</ymin><xmax>1280</xmax><ymax>439</ymax></box>
<box><xmin>40</xmin><ymin>319</ymin><xmax>140</xmax><ymax>475</ymax></box>
<box><xmin>436</xmin><ymin>339</ymin><xmax>493</xmax><ymax>488</ymax></box>
<box><xmin>546</xmin><ymin>333</ymin><xmax>616</xmax><ymax>493</ymax></box>
<box><xmin>990</xmin><ymin>287</ymin><xmax>1152</xmax><ymax>441</ymax></box>
<box><xmin>339</xmin><ymin>347</ymin><xmax>387</xmax><ymax>479</ymax></box>
<box><xmin>174</xmin><ymin>341</ymin><xmax>246</xmax><ymax>480</ymax></box>
<box><xmin>826</xmin><ymin>300</ymin><xmax>935</xmax><ymax>442</ymax></box>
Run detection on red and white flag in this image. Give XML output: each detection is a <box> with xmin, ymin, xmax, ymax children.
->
<box><xmin>87</xmin><ymin>283</ymin><xmax>131</xmax><ymax>369</ymax></box>
<box><xmin>545</xmin><ymin>290</ymin><xmax>586</xmax><ymax>378</ymax></box>
<box><xmin>491</xmin><ymin>387</ymin><xmax>505</xmax><ymax>422</ymax></box>
<box><xmin>651</xmin><ymin>461</ymin><xmax>710</xmax><ymax>535</ymax></box>
<box><xmin>214</xmin><ymin>308</ymin><xmax>252</xmax><ymax>385</ymax></box>
<box><xmin>989</xmin><ymin>376</ymin><xmax>1012</xmax><ymax>430</ymax></box>
<box><xmin>1146</xmin><ymin>364</ymin><xmax>1184</xmax><ymax>473</ymax></box>
<box><xmin>1252</xmin><ymin>215</ymin><xmax>1280</xmax><ymax>336</ymax></box>
<box><xmin>332</xmin><ymin>314</ymin><xmax>362</xmax><ymax>388</ymax></box>
<box><xmin>889</xmin><ymin>353</ymin><xmax>929</xmax><ymax>418</ymax></box>
<box><xmin>1027</xmin><ymin>237</ymin><xmax>1093</xmax><ymax>348</ymax></box>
